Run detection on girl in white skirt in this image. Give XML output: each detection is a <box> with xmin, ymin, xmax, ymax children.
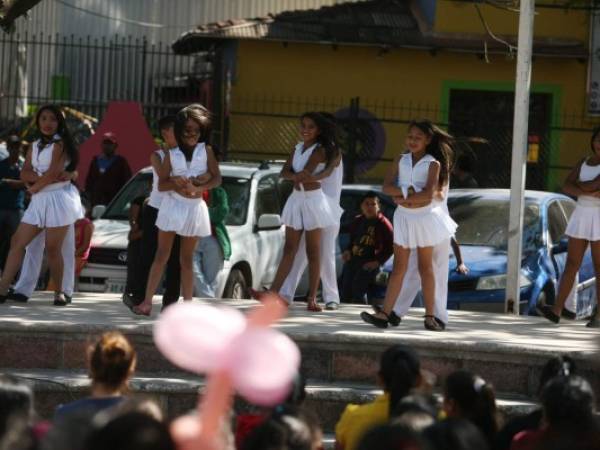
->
<box><xmin>539</xmin><ymin>127</ymin><xmax>600</xmax><ymax>328</ymax></box>
<box><xmin>0</xmin><ymin>105</ymin><xmax>82</xmax><ymax>306</ymax></box>
<box><xmin>252</xmin><ymin>112</ymin><xmax>339</xmax><ymax>312</ymax></box>
<box><xmin>361</xmin><ymin>120</ymin><xmax>456</xmax><ymax>331</ymax></box>
<box><xmin>279</xmin><ymin>113</ymin><xmax>344</xmax><ymax>310</ymax></box>
<box><xmin>133</xmin><ymin>105</ymin><xmax>221</xmax><ymax>316</ymax></box>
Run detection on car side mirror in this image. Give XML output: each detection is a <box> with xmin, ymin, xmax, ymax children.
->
<box><xmin>552</xmin><ymin>236</ymin><xmax>568</xmax><ymax>254</ymax></box>
<box><xmin>92</xmin><ymin>205</ymin><xmax>106</xmax><ymax>220</ymax></box>
<box><xmin>257</xmin><ymin>214</ymin><xmax>282</xmax><ymax>231</ymax></box>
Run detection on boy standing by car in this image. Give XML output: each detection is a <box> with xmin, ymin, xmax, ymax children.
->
<box><xmin>340</xmin><ymin>192</ymin><xmax>393</xmax><ymax>304</ymax></box>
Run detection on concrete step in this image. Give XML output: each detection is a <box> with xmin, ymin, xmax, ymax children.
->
<box><xmin>1</xmin><ymin>295</ymin><xmax>598</xmax><ymax>398</ymax></box>
<box><xmin>4</xmin><ymin>369</ymin><xmax>538</xmax><ymax>432</ymax></box>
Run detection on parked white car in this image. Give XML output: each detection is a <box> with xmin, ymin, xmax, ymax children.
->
<box><xmin>79</xmin><ymin>162</ymin><xmax>293</xmax><ymax>299</ymax></box>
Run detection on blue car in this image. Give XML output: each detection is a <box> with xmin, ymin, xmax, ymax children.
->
<box><xmin>378</xmin><ymin>189</ymin><xmax>597</xmax><ymax>317</ymax></box>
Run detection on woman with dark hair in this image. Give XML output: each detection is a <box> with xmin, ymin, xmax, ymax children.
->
<box><xmin>252</xmin><ymin>112</ymin><xmax>340</xmax><ymax>312</ymax></box>
<box><xmin>335</xmin><ymin>344</ymin><xmax>423</xmax><ymax>450</ymax></box>
<box><xmin>539</xmin><ymin>126</ymin><xmax>600</xmax><ymax>327</ymax></box>
<box><xmin>360</xmin><ymin>119</ymin><xmax>456</xmax><ymax>331</ymax></box>
<box><xmin>0</xmin><ymin>104</ymin><xmax>82</xmax><ymax>306</ymax></box>
<box><xmin>443</xmin><ymin>370</ymin><xmax>499</xmax><ymax>446</ymax></box>
<box><xmin>133</xmin><ymin>104</ymin><xmax>221</xmax><ymax>315</ymax></box>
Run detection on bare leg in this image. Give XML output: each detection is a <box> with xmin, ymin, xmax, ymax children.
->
<box><xmin>0</xmin><ymin>223</ymin><xmax>42</xmax><ymax>295</ymax></box>
<box><xmin>305</xmin><ymin>228</ymin><xmax>322</xmax><ymax>311</ymax></box>
<box><xmin>45</xmin><ymin>226</ymin><xmax>70</xmax><ymax>295</ymax></box>
<box><xmin>179</xmin><ymin>236</ymin><xmax>199</xmax><ymax>301</ymax></box>
<box><xmin>134</xmin><ymin>231</ymin><xmax>175</xmax><ymax>315</ymax></box>
<box><xmin>552</xmin><ymin>238</ymin><xmax>587</xmax><ymax>316</ymax></box>
<box><xmin>417</xmin><ymin>246</ymin><xmax>435</xmax><ymax>317</ymax></box>
<box><xmin>589</xmin><ymin>240</ymin><xmax>600</xmax><ymax>320</ymax></box>
<box><xmin>269</xmin><ymin>227</ymin><xmax>303</xmax><ymax>293</ymax></box>
<box><xmin>376</xmin><ymin>244</ymin><xmax>411</xmax><ymax>319</ymax></box>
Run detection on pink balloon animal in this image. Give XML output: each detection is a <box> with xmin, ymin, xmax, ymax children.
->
<box><xmin>154</xmin><ymin>296</ymin><xmax>300</xmax><ymax>450</ymax></box>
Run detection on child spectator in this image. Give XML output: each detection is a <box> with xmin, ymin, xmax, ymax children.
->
<box><xmin>74</xmin><ymin>198</ymin><xmax>94</xmax><ymax>277</ymax></box>
<box><xmin>339</xmin><ymin>192</ymin><xmax>393</xmax><ymax>304</ymax></box>
<box><xmin>443</xmin><ymin>370</ymin><xmax>499</xmax><ymax>447</ymax></box>
<box><xmin>424</xmin><ymin>418</ymin><xmax>490</xmax><ymax>450</ymax></box>
<box><xmin>355</xmin><ymin>423</ymin><xmax>429</xmax><ymax>450</ymax></box>
<box><xmin>335</xmin><ymin>345</ymin><xmax>424</xmax><ymax>450</ymax></box>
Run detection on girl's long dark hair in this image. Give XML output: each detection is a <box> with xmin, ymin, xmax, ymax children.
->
<box><xmin>379</xmin><ymin>345</ymin><xmax>421</xmax><ymax>418</ymax></box>
<box><xmin>444</xmin><ymin>370</ymin><xmax>499</xmax><ymax>444</ymax></box>
<box><xmin>174</xmin><ymin>104</ymin><xmax>212</xmax><ymax>158</ymax></box>
<box><xmin>35</xmin><ymin>104</ymin><xmax>78</xmax><ymax>171</ymax></box>
<box><xmin>409</xmin><ymin>119</ymin><xmax>454</xmax><ymax>186</ymax></box>
<box><xmin>300</xmin><ymin>111</ymin><xmax>339</xmax><ymax>165</ymax></box>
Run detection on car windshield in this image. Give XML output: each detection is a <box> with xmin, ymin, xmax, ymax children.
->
<box><xmin>448</xmin><ymin>195</ymin><xmax>541</xmax><ymax>252</ymax></box>
<box><xmin>102</xmin><ymin>173</ymin><xmax>251</xmax><ymax>226</ymax></box>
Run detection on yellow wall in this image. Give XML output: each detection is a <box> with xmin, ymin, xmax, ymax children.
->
<box><xmin>434</xmin><ymin>0</ymin><xmax>589</xmax><ymax>42</ymax></box>
<box><xmin>229</xmin><ymin>36</ymin><xmax>596</xmax><ymax>189</ymax></box>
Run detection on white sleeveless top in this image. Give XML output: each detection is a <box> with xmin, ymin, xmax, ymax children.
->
<box><xmin>148</xmin><ymin>149</ymin><xmax>167</xmax><ymax>209</ymax></box>
<box><xmin>291</xmin><ymin>142</ymin><xmax>325</xmax><ymax>175</ymax></box>
<box><xmin>397</xmin><ymin>152</ymin><xmax>436</xmax><ymax>197</ymax></box>
<box><xmin>169</xmin><ymin>143</ymin><xmax>207</xmax><ymax>178</ymax></box>
<box><xmin>32</xmin><ymin>136</ymin><xmax>70</xmax><ymax>192</ymax></box>
<box><xmin>578</xmin><ymin>158</ymin><xmax>600</xmax><ymax>207</ymax></box>
<box><xmin>320</xmin><ymin>159</ymin><xmax>344</xmax><ymax>201</ymax></box>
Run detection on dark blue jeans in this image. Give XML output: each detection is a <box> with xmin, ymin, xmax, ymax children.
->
<box><xmin>340</xmin><ymin>259</ymin><xmax>379</xmax><ymax>304</ymax></box>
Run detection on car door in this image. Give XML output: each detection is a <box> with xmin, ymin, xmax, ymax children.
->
<box><xmin>253</xmin><ymin>174</ymin><xmax>285</xmax><ymax>286</ymax></box>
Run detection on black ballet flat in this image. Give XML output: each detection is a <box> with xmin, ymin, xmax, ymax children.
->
<box><xmin>371</xmin><ymin>305</ymin><xmax>401</xmax><ymax>327</ymax></box>
<box><xmin>53</xmin><ymin>292</ymin><xmax>68</xmax><ymax>307</ymax></box>
<box><xmin>538</xmin><ymin>305</ymin><xmax>560</xmax><ymax>324</ymax></box>
<box><xmin>586</xmin><ymin>317</ymin><xmax>600</xmax><ymax>328</ymax></box>
<box><xmin>434</xmin><ymin>317</ymin><xmax>446</xmax><ymax>330</ymax></box>
<box><xmin>360</xmin><ymin>311</ymin><xmax>389</xmax><ymax>329</ymax></box>
<box><xmin>7</xmin><ymin>288</ymin><xmax>29</xmax><ymax>303</ymax></box>
<box><xmin>424</xmin><ymin>315</ymin><xmax>444</xmax><ymax>331</ymax></box>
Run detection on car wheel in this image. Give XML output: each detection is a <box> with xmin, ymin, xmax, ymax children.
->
<box><xmin>223</xmin><ymin>269</ymin><xmax>248</xmax><ymax>300</ymax></box>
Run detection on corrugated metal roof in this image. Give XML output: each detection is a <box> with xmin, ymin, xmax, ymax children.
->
<box><xmin>171</xmin><ymin>0</ymin><xmax>587</xmax><ymax>58</ymax></box>
<box><xmin>11</xmin><ymin>0</ymin><xmax>366</xmax><ymax>43</ymax></box>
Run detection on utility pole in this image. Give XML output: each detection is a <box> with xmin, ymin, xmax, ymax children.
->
<box><xmin>505</xmin><ymin>0</ymin><xmax>535</xmax><ymax>315</ymax></box>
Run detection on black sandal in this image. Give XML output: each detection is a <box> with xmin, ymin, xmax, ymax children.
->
<box><xmin>538</xmin><ymin>305</ymin><xmax>560</xmax><ymax>324</ymax></box>
<box><xmin>371</xmin><ymin>305</ymin><xmax>401</xmax><ymax>326</ymax></box>
<box><xmin>424</xmin><ymin>315</ymin><xmax>444</xmax><ymax>331</ymax></box>
<box><xmin>53</xmin><ymin>292</ymin><xmax>68</xmax><ymax>307</ymax></box>
<box><xmin>360</xmin><ymin>311</ymin><xmax>389</xmax><ymax>329</ymax></box>
<box><xmin>586</xmin><ymin>316</ymin><xmax>600</xmax><ymax>328</ymax></box>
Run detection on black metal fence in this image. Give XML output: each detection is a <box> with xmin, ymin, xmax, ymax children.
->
<box><xmin>228</xmin><ymin>94</ymin><xmax>594</xmax><ymax>189</ymax></box>
<box><xmin>0</xmin><ymin>32</ymin><xmax>209</xmax><ymax>133</ymax></box>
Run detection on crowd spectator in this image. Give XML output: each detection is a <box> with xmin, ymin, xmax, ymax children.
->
<box><xmin>495</xmin><ymin>355</ymin><xmax>577</xmax><ymax>450</ymax></box>
<box><xmin>123</xmin><ymin>193</ymin><xmax>147</xmax><ymax>301</ymax></box>
<box><xmin>424</xmin><ymin>418</ymin><xmax>490</xmax><ymax>450</ymax></box>
<box><xmin>84</xmin><ymin>132</ymin><xmax>132</xmax><ymax>207</ymax></box>
<box><xmin>511</xmin><ymin>375</ymin><xmax>599</xmax><ymax>450</ymax></box>
<box><xmin>355</xmin><ymin>423</ymin><xmax>429</xmax><ymax>450</ymax></box>
<box><xmin>442</xmin><ymin>370</ymin><xmax>499</xmax><ymax>447</ymax></box>
<box><xmin>54</xmin><ymin>331</ymin><xmax>136</xmax><ymax>421</ymax></box>
<box><xmin>0</xmin><ymin>135</ymin><xmax>26</xmax><ymax>273</ymax></box>
<box><xmin>0</xmin><ymin>374</ymin><xmax>38</xmax><ymax>450</ymax></box>
<box><xmin>339</xmin><ymin>192</ymin><xmax>393</xmax><ymax>304</ymax></box>
<box><xmin>242</xmin><ymin>407</ymin><xmax>321</xmax><ymax>450</ymax></box>
<box><xmin>194</xmin><ymin>185</ymin><xmax>231</xmax><ymax>298</ymax></box>
<box><xmin>335</xmin><ymin>344</ymin><xmax>424</xmax><ymax>450</ymax></box>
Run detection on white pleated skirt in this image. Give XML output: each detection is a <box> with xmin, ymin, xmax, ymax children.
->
<box><xmin>156</xmin><ymin>193</ymin><xmax>211</xmax><ymax>238</ymax></box>
<box><xmin>281</xmin><ymin>188</ymin><xmax>339</xmax><ymax>231</ymax></box>
<box><xmin>393</xmin><ymin>204</ymin><xmax>457</xmax><ymax>248</ymax></box>
<box><xmin>22</xmin><ymin>182</ymin><xmax>83</xmax><ymax>228</ymax></box>
<box><xmin>565</xmin><ymin>203</ymin><xmax>600</xmax><ymax>241</ymax></box>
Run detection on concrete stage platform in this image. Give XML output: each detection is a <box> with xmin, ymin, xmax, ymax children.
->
<box><xmin>0</xmin><ymin>292</ymin><xmax>599</xmax><ymax>430</ymax></box>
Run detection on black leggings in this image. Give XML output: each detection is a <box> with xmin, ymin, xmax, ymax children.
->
<box><xmin>128</xmin><ymin>204</ymin><xmax>181</xmax><ymax>306</ymax></box>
